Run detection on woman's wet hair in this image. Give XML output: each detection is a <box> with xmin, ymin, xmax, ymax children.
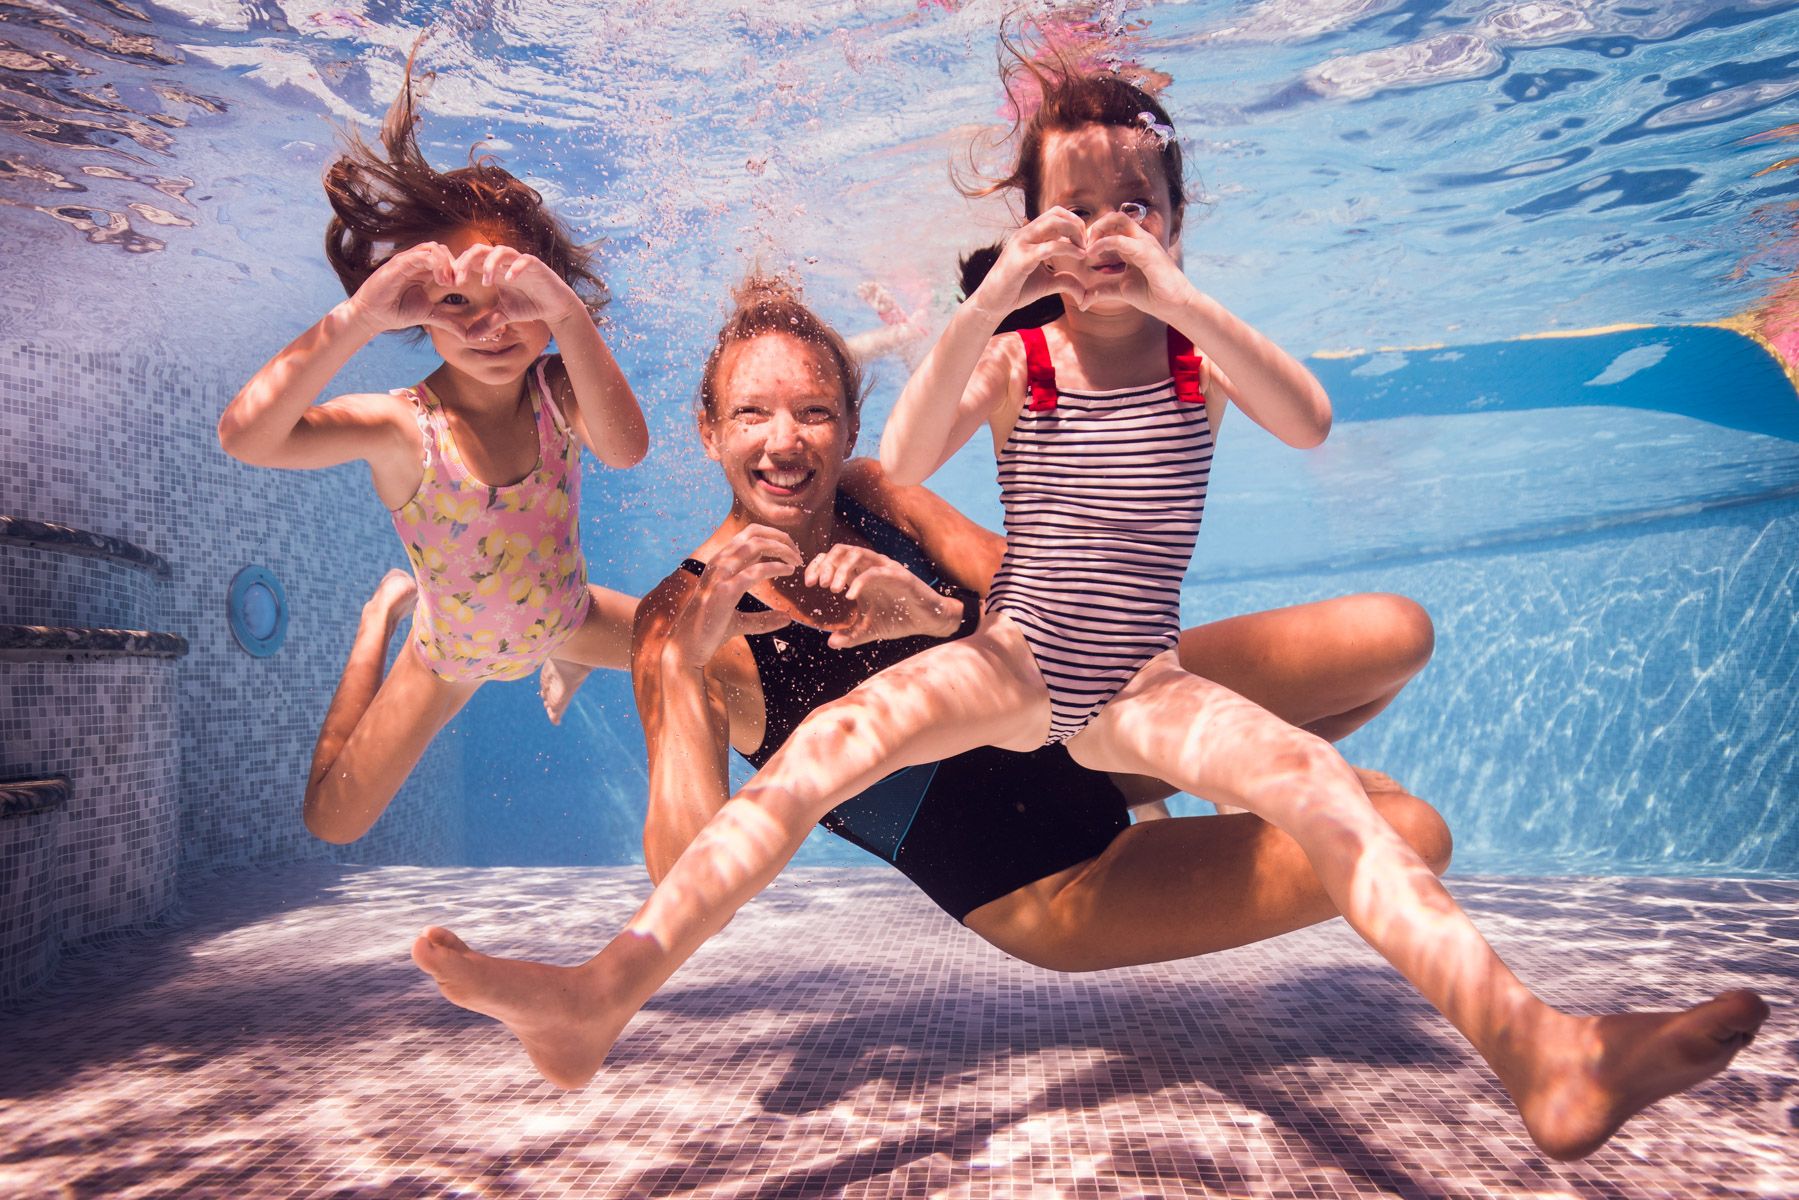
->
<box><xmin>961</xmin><ymin>29</ymin><xmax>1187</xmax><ymax>237</ymax></box>
<box><xmin>697</xmin><ymin>275</ymin><xmax>868</xmax><ymax>423</ymax></box>
<box><xmin>322</xmin><ymin>40</ymin><xmax>606</xmax><ymax>315</ymax></box>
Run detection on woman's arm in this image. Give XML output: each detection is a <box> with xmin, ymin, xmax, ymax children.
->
<box><xmin>630</xmin><ymin>530</ymin><xmax>800</xmax><ymax>880</ymax></box>
<box><xmin>838</xmin><ymin>458</ymin><xmax>1004</xmax><ymax>596</ymax></box>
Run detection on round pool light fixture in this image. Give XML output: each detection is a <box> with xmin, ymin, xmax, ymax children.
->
<box><xmin>227</xmin><ymin>565</ymin><xmax>288</xmax><ymax>657</ymax></box>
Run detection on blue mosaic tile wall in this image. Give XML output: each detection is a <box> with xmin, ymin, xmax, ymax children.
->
<box><xmin>1</xmin><ymin>342</ymin><xmax>465</xmax><ymax>1001</ymax></box>
<box><xmin>1183</xmin><ymin>494</ymin><xmax>1799</xmax><ymax>877</ymax></box>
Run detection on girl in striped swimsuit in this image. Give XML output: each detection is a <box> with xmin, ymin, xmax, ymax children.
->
<box><xmin>415</xmin><ymin>50</ymin><xmax>1766</xmax><ymax>1160</ymax></box>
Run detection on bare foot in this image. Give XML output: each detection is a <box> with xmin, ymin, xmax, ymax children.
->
<box><xmin>1500</xmin><ymin>989</ymin><xmax>1770</xmax><ymax>1160</ymax></box>
<box><xmin>411</xmin><ymin>927</ymin><xmax>628</xmax><ymax>1089</ymax></box>
<box><xmin>1351</xmin><ymin>766</ymin><xmax>1404</xmax><ymax>794</ymax></box>
<box><xmin>538</xmin><ymin>658</ymin><xmax>592</xmax><ymax>726</ymax></box>
<box><xmin>369</xmin><ymin>568</ymin><xmax>418</xmax><ymax>625</ymax></box>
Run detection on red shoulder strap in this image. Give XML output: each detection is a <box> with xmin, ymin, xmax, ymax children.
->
<box><xmin>1167</xmin><ymin>327</ymin><xmax>1205</xmax><ymax>404</ymax></box>
<box><xmin>1017</xmin><ymin>326</ymin><xmax>1058</xmax><ymax>412</ymax></box>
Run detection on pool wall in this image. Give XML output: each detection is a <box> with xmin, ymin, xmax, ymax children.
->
<box><xmin>0</xmin><ymin>343</ymin><xmax>464</xmax><ymax>1001</ymax></box>
<box><xmin>1190</xmin><ymin>494</ymin><xmax>1799</xmax><ymax>876</ymax></box>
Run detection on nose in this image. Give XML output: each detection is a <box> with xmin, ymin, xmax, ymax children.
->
<box><xmin>765</xmin><ymin>409</ymin><xmax>804</xmax><ymax>453</ymax></box>
<box><xmin>462</xmin><ymin>301</ymin><xmax>508</xmax><ymax>342</ymax></box>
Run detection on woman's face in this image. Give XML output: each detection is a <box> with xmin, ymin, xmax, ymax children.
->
<box><xmin>700</xmin><ymin>332</ymin><xmax>858</xmax><ymax>531</ymax></box>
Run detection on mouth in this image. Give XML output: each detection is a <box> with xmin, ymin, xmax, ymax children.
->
<box><xmin>1091</xmin><ymin>260</ymin><xmax>1127</xmax><ymax>276</ymax></box>
<box><xmin>751</xmin><ymin>465</ymin><xmax>815</xmax><ymax>497</ymax></box>
<box><xmin>467</xmin><ymin>342</ymin><xmax>521</xmax><ymax>359</ymax></box>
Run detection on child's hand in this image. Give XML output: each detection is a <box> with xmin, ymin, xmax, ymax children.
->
<box><xmin>802</xmin><ymin>544</ymin><xmax>960</xmax><ymax>648</ymax></box>
<box><xmin>975</xmin><ymin>207</ymin><xmax>1091</xmax><ymax>317</ymax></box>
<box><xmin>666</xmin><ymin>525</ymin><xmax>799</xmax><ymax>670</ymax></box>
<box><xmin>452</xmin><ymin>244</ymin><xmax>588</xmax><ymax>341</ymax></box>
<box><xmin>345</xmin><ymin>242</ymin><xmax>459</xmax><ymax>335</ymax></box>
<box><xmin>1079</xmin><ymin>213</ymin><xmax>1194</xmax><ymax>318</ymax></box>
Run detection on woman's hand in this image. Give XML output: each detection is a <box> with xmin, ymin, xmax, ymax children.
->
<box><xmin>665</xmin><ymin>525</ymin><xmax>800</xmax><ymax>670</ymax></box>
<box><xmin>452</xmin><ymin>244</ymin><xmax>588</xmax><ymax>339</ymax></box>
<box><xmin>343</xmin><ymin>241</ymin><xmax>459</xmax><ymax>335</ymax></box>
<box><xmin>1079</xmin><ymin>212</ymin><xmax>1195</xmax><ymax>319</ymax></box>
<box><xmin>969</xmin><ymin>206</ymin><xmax>1092</xmax><ymax>317</ymax></box>
<box><xmin>802</xmin><ymin>544</ymin><xmax>961</xmax><ymax>649</ymax></box>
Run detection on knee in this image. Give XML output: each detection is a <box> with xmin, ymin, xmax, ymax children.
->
<box><xmin>1372</xmin><ymin>789</ymin><xmax>1453</xmax><ymax>875</ymax></box>
<box><xmin>1371</xmin><ymin>593</ymin><xmax>1435</xmax><ymax>678</ymax></box>
<box><xmin>302</xmin><ymin>779</ymin><xmax>371</xmax><ymax>845</ymax></box>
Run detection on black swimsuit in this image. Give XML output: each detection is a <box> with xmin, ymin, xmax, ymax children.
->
<box><xmin>679</xmin><ymin>491</ymin><xmax>1131</xmax><ymax>922</ymax></box>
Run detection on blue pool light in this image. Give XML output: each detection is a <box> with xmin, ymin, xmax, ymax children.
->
<box><xmin>227</xmin><ymin>566</ymin><xmax>288</xmax><ymax>657</ymax></box>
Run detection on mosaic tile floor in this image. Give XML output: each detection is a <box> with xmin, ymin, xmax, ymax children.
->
<box><xmin>1</xmin><ymin>866</ymin><xmax>1793</xmax><ymax>1199</ymax></box>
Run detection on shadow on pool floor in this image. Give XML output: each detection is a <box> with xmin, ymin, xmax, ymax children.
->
<box><xmin>1</xmin><ymin>866</ymin><xmax>1793</xmax><ymax>1198</ymax></box>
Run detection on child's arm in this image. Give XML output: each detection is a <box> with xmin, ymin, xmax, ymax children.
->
<box><xmin>881</xmin><ymin>209</ymin><xmax>1089</xmax><ymax>486</ymax></box>
<box><xmin>454</xmin><ymin>245</ymin><xmax>648</xmax><ymax>469</ymax></box>
<box><xmin>1086</xmin><ymin>216</ymin><xmax>1332</xmax><ymax>448</ymax></box>
<box><xmin>218</xmin><ymin>241</ymin><xmax>455</xmax><ymax>493</ymax></box>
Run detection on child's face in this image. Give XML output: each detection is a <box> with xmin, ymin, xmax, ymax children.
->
<box><xmin>701</xmin><ymin>332</ymin><xmax>857</xmax><ymax>531</ymax></box>
<box><xmin>1036</xmin><ymin>123</ymin><xmax>1179</xmax><ymax>308</ymax></box>
<box><xmin>423</xmin><ymin>224</ymin><xmax>555</xmax><ymax>384</ymax></box>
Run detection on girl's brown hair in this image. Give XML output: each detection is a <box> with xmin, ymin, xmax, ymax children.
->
<box><xmin>323</xmin><ymin>41</ymin><xmax>606</xmax><ymax>315</ymax></box>
<box><xmin>697</xmin><ymin>275</ymin><xmax>867</xmax><ymax>425</ymax></box>
<box><xmin>963</xmin><ymin>29</ymin><xmax>1187</xmax><ymax>236</ymax></box>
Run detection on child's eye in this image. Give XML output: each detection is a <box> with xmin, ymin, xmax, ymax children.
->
<box><xmin>1121</xmin><ymin>201</ymin><xmax>1150</xmax><ymax>223</ymax></box>
<box><xmin>1068</xmin><ymin>207</ymin><xmax>1091</xmax><ymax>221</ymax></box>
<box><xmin>439</xmin><ymin>293</ymin><xmax>469</xmax><ymax>306</ymax></box>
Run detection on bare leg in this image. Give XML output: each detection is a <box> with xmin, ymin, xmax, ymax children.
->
<box><xmin>1155</xmin><ymin>592</ymin><xmax>1434</xmax><ymax>814</ymax></box>
<box><xmin>1064</xmin><ymin>653</ymin><xmax>1768</xmax><ymax>1160</ymax></box>
<box><xmin>539</xmin><ymin>585</ymin><xmax>636</xmax><ymax>725</ymax></box>
<box><xmin>968</xmin><ymin>776</ymin><xmax>1452</xmax><ymax>969</ymax></box>
<box><xmin>305</xmin><ymin>572</ymin><xmax>480</xmax><ymax>843</ymax></box>
<box><xmin>412</xmin><ymin>617</ymin><xmax>1053</xmax><ymax>1087</ymax></box>
<box><xmin>1177</xmin><ymin>592</ymin><xmax>1433</xmax><ymax>740</ymax></box>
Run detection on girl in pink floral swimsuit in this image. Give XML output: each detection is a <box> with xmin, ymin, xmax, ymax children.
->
<box><xmin>220</xmin><ymin>49</ymin><xmax>648</xmax><ymax>844</ymax></box>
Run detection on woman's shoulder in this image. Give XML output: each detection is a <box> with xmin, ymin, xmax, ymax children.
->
<box><xmin>631</xmin><ymin>564</ymin><xmax>702</xmax><ymax>650</ymax></box>
<box><xmin>839</xmin><ymin>458</ymin><xmax>920</xmax><ymax>540</ymax></box>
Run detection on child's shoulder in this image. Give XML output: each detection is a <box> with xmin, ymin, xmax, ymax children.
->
<box><xmin>325</xmin><ymin>386</ymin><xmax>420</xmax><ymax>425</ymax></box>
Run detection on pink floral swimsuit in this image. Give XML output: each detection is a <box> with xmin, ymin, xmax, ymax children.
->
<box><xmin>390</xmin><ymin>360</ymin><xmax>590</xmax><ymax>683</ymax></box>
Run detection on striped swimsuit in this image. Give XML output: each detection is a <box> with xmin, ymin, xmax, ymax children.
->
<box><xmin>988</xmin><ymin>326</ymin><xmax>1215</xmax><ymax>744</ymax></box>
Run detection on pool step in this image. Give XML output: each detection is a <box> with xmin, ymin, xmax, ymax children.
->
<box><xmin>0</xmin><ymin>624</ymin><xmax>188</xmax><ymax>661</ymax></box>
<box><xmin>1</xmin><ymin>777</ymin><xmax>71</xmax><ymax>820</ymax></box>
<box><xmin>0</xmin><ymin>515</ymin><xmax>172</xmax><ymax>577</ymax></box>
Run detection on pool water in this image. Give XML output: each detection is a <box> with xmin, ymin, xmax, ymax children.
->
<box><xmin>3</xmin><ymin>6</ymin><xmax>1796</xmax><ymax>867</ymax></box>
<box><xmin>3</xmin><ymin>3</ymin><xmax>1797</xmax><ymax>1195</ymax></box>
